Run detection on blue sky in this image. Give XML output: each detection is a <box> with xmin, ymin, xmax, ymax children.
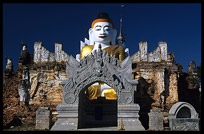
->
<box><xmin>3</xmin><ymin>3</ymin><xmax>201</xmax><ymax>73</ymax></box>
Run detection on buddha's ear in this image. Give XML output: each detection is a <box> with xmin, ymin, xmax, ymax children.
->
<box><xmin>89</xmin><ymin>28</ymin><xmax>94</xmax><ymax>45</ymax></box>
<box><xmin>111</xmin><ymin>29</ymin><xmax>117</xmax><ymax>45</ymax></box>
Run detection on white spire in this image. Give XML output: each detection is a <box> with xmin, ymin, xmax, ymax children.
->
<box><xmin>117</xmin><ymin>4</ymin><xmax>125</xmax><ymax>47</ymax></box>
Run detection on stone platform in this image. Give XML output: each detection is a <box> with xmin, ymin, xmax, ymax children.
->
<box><xmin>77</xmin><ymin>126</ymin><xmax>118</xmax><ymax>131</ymax></box>
<box><xmin>51</xmin><ymin>104</ymin><xmax>145</xmax><ymax>131</ymax></box>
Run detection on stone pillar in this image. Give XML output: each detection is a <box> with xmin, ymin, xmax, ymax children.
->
<box><xmin>51</xmin><ymin>104</ymin><xmax>78</xmax><ymax>130</ymax></box>
<box><xmin>55</xmin><ymin>43</ymin><xmax>62</xmax><ymax>62</ymax></box>
<box><xmin>35</xmin><ymin>107</ymin><xmax>51</xmax><ymax>130</ymax></box>
<box><xmin>148</xmin><ymin>109</ymin><xmax>163</xmax><ymax>130</ymax></box>
<box><xmin>34</xmin><ymin>42</ymin><xmax>42</xmax><ymax>63</ymax></box>
<box><xmin>139</xmin><ymin>41</ymin><xmax>148</xmax><ymax>61</ymax></box>
<box><xmin>152</xmin><ymin>71</ymin><xmax>165</xmax><ymax>108</ymax></box>
<box><xmin>166</xmin><ymin>73</ymin><xmax>178</xmax><ymax>109</ymax></box>
<box><xmin>117</xmin><ymin>104</ymin><xmax>145</xmax><ymax>130</ymax></box>
<box><xmin>158</xmin><ymin>41</ymin><xmax>167</xmax><ymax>61</ymax></box>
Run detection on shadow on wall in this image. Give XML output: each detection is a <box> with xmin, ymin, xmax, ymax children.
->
<box><xmin>5</xmin><ymin>115</ymin><xmax>22</xmax><ymax>129</ymax></box>
<box><xmin>134</xmin><ymin>77</ymin><xmax>154</xmax><ymax>130</ymax></box>
<box><xmin>177</xmin><ymin>72</ymin><xmax>201</xmax><ymax>128</ymax></box>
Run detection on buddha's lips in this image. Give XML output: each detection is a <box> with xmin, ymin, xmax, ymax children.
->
<box><xmin>98</xmin><ymin>36</ymin><xmax>107</xmax><ymax>38</ymax></box>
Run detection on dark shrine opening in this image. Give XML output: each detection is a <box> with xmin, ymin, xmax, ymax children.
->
<box><xmin>176</xmin><ymin>107</ymin><xmax>191</xmax><ymax>118</ymax></box>
<box><xmin>78</xmin><ymin>82</ymin><xmax>117</xmax><ymax>129</ymax></box>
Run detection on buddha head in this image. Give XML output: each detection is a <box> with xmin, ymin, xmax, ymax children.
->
<box><xmin>89</xmin><ymin>12</ymin><xmax>117</xmax><ymax>45</ymax></box>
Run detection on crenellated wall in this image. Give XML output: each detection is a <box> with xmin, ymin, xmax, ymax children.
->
<box><xmin>22</xmin><ymin>41</ymin><xmax>183</xmax><ymax>109</ymax></box>
<box><xmin>131</xmin><ymin>41</ymin><xmax>172</xmax><ymax>62</ymax></box>
<box><xmin>27</xmin><ymin>42</ymin><xmax>69</xmax><ymax>105</ymax></box>
<box><xmin>131</xmin><ymin>41</ymin><xmax>182</xmax><ymax>111</ymax></box>
<box><xmin>33</xmin><ymin>42</ymin><xmax>69</xmax><ymax>63</ymax></box>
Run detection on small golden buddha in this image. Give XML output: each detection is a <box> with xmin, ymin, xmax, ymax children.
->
<box><xmin>80</xmin><ymin>12</ymin><xmax>125</xmax><ymax>100</ymax></box>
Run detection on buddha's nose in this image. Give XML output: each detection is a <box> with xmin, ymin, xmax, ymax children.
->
<box><xmin>101</xmin><ymin>30</ymin><xmax>107</xmax><ymax>34</ymax></box>
<box><xmin>100</xmin><ymin>28</ymin><xmax>106</xmax><ymax>33</ymax></box>
<box><xmin>99</xmin><ymin>32</ymin><xmax>105</xmax><ymax>35</ymax></box>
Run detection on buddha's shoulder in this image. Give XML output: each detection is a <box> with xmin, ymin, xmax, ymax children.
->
<box><xmin>81</xmin><ymin>45</ymin><xmax>94</xmax><ymax>51</ymax></box>
<box><xmin>80</xmin><ymin>45</ymin><xmax>94</xmax><ymax>59</ymax></box>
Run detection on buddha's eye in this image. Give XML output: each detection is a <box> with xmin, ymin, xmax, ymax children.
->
<box><xmin>95</xmin><ymin>27</ymin><xmax>101</xmax><ymax>31</ymax></box>
<box><xmin>104</xmin><ymin>26</ymin><xmax>111</xmax><ymax>31</ymax></box>
<box><xmin>95</xmin><ymin>25</ymin><xmax>101</xmax><ymax>31</ymax></box>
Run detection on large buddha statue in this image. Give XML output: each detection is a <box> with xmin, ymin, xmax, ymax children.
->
<box><xmin>80</xmin><ymin>12</ymin><xmax>126</xmax><ymax>100</ymax></box>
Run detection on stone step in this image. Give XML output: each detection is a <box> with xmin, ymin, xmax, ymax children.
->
<box><xmin>164</xmin><ymin>127</ymin><xmax>170</xmax><ymax>130</ymax></box>
<box><xmin>77</xmin><ymin>126</ymin><xmax>120</xmax><ymax>131</ymax></box>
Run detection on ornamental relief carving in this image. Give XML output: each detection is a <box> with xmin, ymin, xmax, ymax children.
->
<box><xmin>62</xmin><ymin>48</ymin><xmax>137</xmax><ymax>105</ymax></box>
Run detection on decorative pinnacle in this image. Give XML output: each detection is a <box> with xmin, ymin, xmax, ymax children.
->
<box><xmin>118</xmin><ymin>17</ymin><xmax>124</xmax><ymax>38</ymax></box>
<box><xmin>5</xmin><ymin>55</ymin><xmax>9</xmax><ymax>60</ymax></box>
<box><xmin>21</xmin><ymin>41</ymin><xmax>25</xmax><ymax>46</ymax></box>
<box><xmin>117</xmin><ymin>4</ymin><xmax>125</xmax><ymax>43</ymax></box>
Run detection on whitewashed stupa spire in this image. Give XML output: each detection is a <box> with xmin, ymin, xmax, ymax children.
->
<box><xmin>117</xmin><ymin>4</ymin><xmax>125</xmax><ymax>48</ymax></box>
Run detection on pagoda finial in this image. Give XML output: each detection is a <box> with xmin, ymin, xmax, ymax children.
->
<box><xmin>21</xmin><ymin>41</ymin><xmax>24</xmax><ymax>45</ymax></box>
<box><xmin>117</xmin><ymin>4</ymin><xmax>125</xmax><ymax>46</ymax></box>
<box><xmin>119</xmin><ymin>14</ymin><xmax>123</xmax><ymax>38</ymax></box>
<box><xmin>21</xmin><ymin>41</ymin><xmax>27</xmax><ymax>50</ymax></box>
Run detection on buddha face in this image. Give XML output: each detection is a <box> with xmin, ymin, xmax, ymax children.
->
<box><xmin>89</xmin><ymin>22</ymin><xmax>117</xmax><ymax>45</ymax></box>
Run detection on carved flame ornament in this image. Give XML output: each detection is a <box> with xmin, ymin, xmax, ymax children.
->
<box><xmin>62</xmin><ymin>45</ymin><xmax>138</xmax><ymax>105</ymax></box>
